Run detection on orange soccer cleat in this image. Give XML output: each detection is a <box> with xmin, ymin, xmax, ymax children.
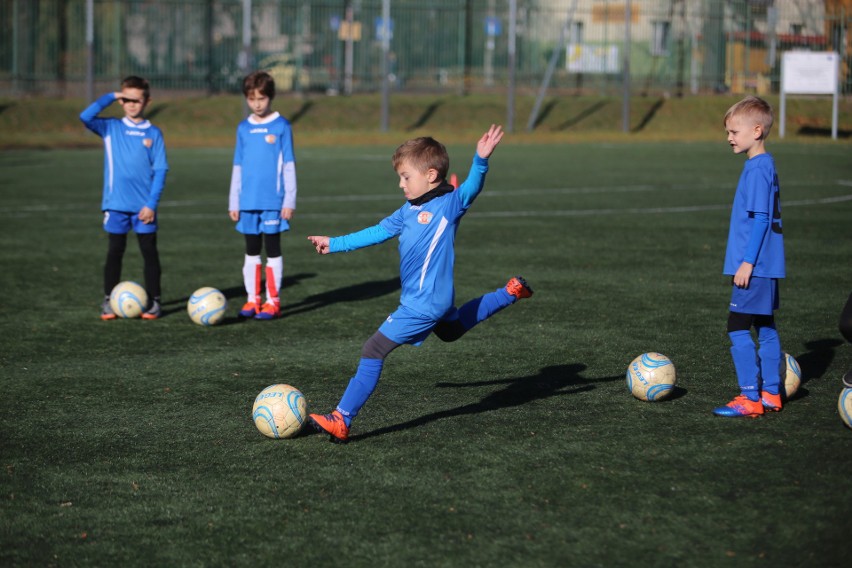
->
<box><xmin>505</xmin><ymin>276</ymin><xmax>533</xmax><ymax>300</ymax></box>
<box><xmin>712</xmin><ymin>395</ymin><xmax>765</xmax><ymax>418</ymax></box>
<box><xmin>309</xmin><ymin>410</ymin><xmax>350</xmax><ymax>443</ymax></box>
<box><xmin>760</xmin><ymin>391</ymin><xmax>783</xmax><ymax>412</ymax></box>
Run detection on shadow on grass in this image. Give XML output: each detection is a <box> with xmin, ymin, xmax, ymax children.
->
<box><xmin>530</xmin><ymin>99</ymin><xmax>559</xmax><ymax>130</ymax></box>
<box><xmin>632</xmin><ymin>97</ymin><xmax>665</xmax><ymax>133</ymax></box>
<box><xmin>406</xmin><ymin>100</ymin><xmax>444</xmax><ymax>131</ymax></box>
<box><xmin>795</xmin><ymin>338</ymin><xmax>843</xmax><ymax>384</ymax></box>
<box><xmin>783</xmin><ymin>338</ymin><xmax>843</xmax><ymax>403</ymax></box>
<box><xmin>797</xmin><ymin>126</ymin><xmax>851</xmax><ymax>139</ymax></box>
<box><xmin>554</xmin><ymin>100</ymin><xmax>608</xmax><ymax>131</ymax></box>
<box><xmin>288</xmin><ymin>100</ymin><xmax>314</xmax><ymax>125</ymax></box>
<box><xmin>145</xmin><ymin>103</ymin><xmax>169</xmax><ymax>121</ymax></box>
<box><xmin>350</xmin><ymin>363</ymin><xmax>622</xmax><ymax>442</ymax></box>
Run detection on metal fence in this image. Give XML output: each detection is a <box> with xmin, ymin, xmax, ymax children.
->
<box><xmin>1</xmin><ymin>0</ymin><xmax>850</xmax><ymax>98</ymax></box>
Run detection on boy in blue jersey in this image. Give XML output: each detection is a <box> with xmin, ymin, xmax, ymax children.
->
<box><xmin>713</xmin><ymin>96</ymin><xmax>786</xmax><ymax>418</ymax></box>
<box><xmin>80</xmin><ymin>76</ymin><xmax>168</xmax><ymax>320</ymax></box>
<box><xmin>228</xmin><ymin>71</ymin><xmax>298</xmax><ymax>320</ymax></box>
<box><xmin>307</xmin><ymin>125</ymin><xmax>533</xmax><ymax>443</ymax></box>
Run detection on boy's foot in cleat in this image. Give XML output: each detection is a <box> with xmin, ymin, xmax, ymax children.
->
<box><xmin>100</xmin><ymin>298</ymin><xmax>116</xmax><ymax>321</ymax></box>
<box><xmin>309</xmin><ymin>410</ymin><xmax>349</xmax><ymax>443</ymax></box>
<box><xmin>254</xmin><ymin>302</ymin><xmax>280</xmax><ymax>320</ymax></box>
<box><xmin>239</xmin><ymin>301</ymin><xmax>260</xmax><ymax>318</ymax></box>
<box><xmin>505</xmin><ymin>276</ymin><xmax>533</xmax><ymax>300</ymax></box>
<box><xmin>760</xmin><ymin>391</ymin><xmax>783</xmax><ymax>412</ymax></box>
<box><xmin>712</xmin><ymin>395</ymin><xmax>764</xmax><ymax>418</ymax></box>
<box><xmin>141</xmin><ymin>299</ymin><xmax>161</xmax><ymax>320</ymax></box>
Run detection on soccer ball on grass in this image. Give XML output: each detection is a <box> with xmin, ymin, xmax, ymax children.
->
<box><xmin>109</xmin><ymin>281</ymin><xmax>148</xmax><ymax>318</ymax></box>
<box><xmin>626</xmin><ymin>352</ymin><xmax>677</xmax><ymax>401</ymax></box>
<box><xmin>838</xmin><ymin>388</ymin><xmax>852</xmax><ymax>429</ymax></box>
<box><xmin>252</xmin><ymin>384</ymin><xmax>307</xmax><ymax>439</ymax></box>
<box><xmin>187</xmin><ymin>287</ymin><xmax>227</xmax><ymax>326</ymax></box>
<box><xmin>779</xmin><ymin>352</ymin><xmax>802</xmax><ymax>400</ymax></box>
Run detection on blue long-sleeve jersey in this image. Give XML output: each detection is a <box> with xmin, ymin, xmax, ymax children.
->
<box><xmin>79</xmin><ymin>93</ymin><xmax>168</xmax><ymax>212</ymax></box>
<box><xmin>228</xmin><ymin>111</ymin><xmax>297</xmax><ymax>212</ymax></box>
<box><xmin>330</xmin><ymin>155</ymin><xmax>489</xmax><ymax>319</ymax></box>
<box><xmin>723</xmin><ymin>153</ymin><xmax>785</xmax><ymax>278</ymax></box>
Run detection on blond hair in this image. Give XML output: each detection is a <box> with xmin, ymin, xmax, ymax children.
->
<box><xmin>392</xmin><ymin>136</ymin><xmax>449</xmax><ymax>180</ymax></box>
<box><xmin>724</xmin><ymin>96</ymin><xmax>774</xmax><ymax>139</ymax></box>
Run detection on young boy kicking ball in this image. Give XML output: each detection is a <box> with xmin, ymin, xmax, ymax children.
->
<box><xmin>307</xmin><ymin>124</ymin><xmax>533</xmax><ymax>442</ymax></box>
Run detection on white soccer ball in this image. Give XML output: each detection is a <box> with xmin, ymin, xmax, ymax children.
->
<box><xmin>109</xmin><ymin>281</ymin><xmax>148</xmax><ymax>318</ymax></box>
<box><xmin>252</xmin><ymin>384</ymin><xmax>307</xmax><ymax>439</ymax></box>
<box><xmin>839</xmin><ymin>388</ymin><xmax>852</xmax><ymax>430</ymax></box>
<box><xmin>779</xmin><ymin>352</ymin><xmax>802</xmax><ymax>400</ymax></box>
<box><xmin>626</xmin><ymin>352</ymin><xmax>677</xmax><ymax>401</ymax></box>
<box><xmin>187</xmin><ymin>287</ymin><xmax>227</xmax><ymax>326</ymax></box>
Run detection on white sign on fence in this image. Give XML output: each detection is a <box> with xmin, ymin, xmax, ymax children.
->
<box><xmin>782</xmin><ymin>51</ymin><xmax>839</xmax><ymax>95</ymax></box>
<box><xmin>566</xmin><ymin>44</ymin><xmax>620</xmax><ymax>74</ymax></box>
<box><xmin>779</xmin><ymin>51</ymin><xmax>840</xmax><ymax>139</ymax></box>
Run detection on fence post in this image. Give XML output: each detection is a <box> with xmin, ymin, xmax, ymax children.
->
<box><xmin>86</xmin><ymin>0</ymin><xmax>93</xmax><ymax>102</ymax></box>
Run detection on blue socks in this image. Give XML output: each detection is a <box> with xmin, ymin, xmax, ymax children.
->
<box><xmin>336</xmin><ymin>358</ymin><xmax>384</xmax><ymax>426</ymax></box>
<box><xmin>334</xmin><ymin>289</ymin><xmax>516</xmax><ymax>427</ymax></box>
<box><xmin>457</xmin><ymin>287</ymin><xmax>515</xmax><ymax>330</ymax></box>
<box><xmin>757</xmin><ymin>325</ymin><xmax>782</xmax><ymax>395</ymax></box>
<box><xmin>729</xmin><ymin>330</ymin><xmax>760</xmax><ymax>401</ymax></box>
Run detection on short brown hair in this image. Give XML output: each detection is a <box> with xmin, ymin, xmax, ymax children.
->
<box><xmin>120</xmin><ymin>75</ymin><xmax>150</xmax><ymax>100</ymax></box>
<box><xmin>724</xmin><ymin>96</ymin><xmax>774</xmax><ymax>139</ymax></box>
<box><xmin>392</xmin><ymin>136</ymin><xmax>449</xmax><ymax>180</ymax></box>
<box><xmin>242</xmin><ymin>70</ymin><xmax>275</xmax><ymax>99</ymax></box>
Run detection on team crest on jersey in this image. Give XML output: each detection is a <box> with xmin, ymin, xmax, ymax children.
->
<box><xmin>265</xmin><ymin>134</ymin><xmax>276</xmax><ymax>144</ymax></box>
<box><xmin>143</xmin><ymin>138</ymin><xmax>153</xmax><ymax>148</ymax></box>
<box><xmin>417</xmin><ymin>211</ymin><xmax>433</xmax><ymax>224</ymax></box>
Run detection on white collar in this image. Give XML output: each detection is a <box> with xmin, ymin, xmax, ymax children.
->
<box><xmin>248</xmin><ymin>111</ymin><xmax>280</xmax><ymax>125</ymax></box>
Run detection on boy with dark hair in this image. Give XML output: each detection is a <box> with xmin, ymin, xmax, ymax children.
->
<box><xmin>713</xmin><ymin>96</ymin><xmax>786</xmax><ymax>417</ymax></box>
<box><xmin>307</xmin><ymin>125</ymin><xmax>532</xmax><ymax>442</ymax></box>
<box><xmin>228</xmin><ymin>70</ymin><xmax>298</xmax><ymax>320</ymax></box>
<box><xmin>80</xmin><ymin>75</ymin><xmax>168</xmax><ymax>320</ymax></box>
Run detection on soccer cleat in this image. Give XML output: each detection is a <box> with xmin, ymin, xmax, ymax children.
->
<box><xmin>254</xmin><ymin>302</ymin><xmax>280</xmax><ymax>320</ymax></box>
<box><xmin>760</xmin><ymin>391</ymin><xmax>783</xmax><ymax>412</ymax></box>
<box><xmin>309</xmin><ymin>410</ymin><xmax>349</xmax><ymax>443</ymax></box>
<box><xmin>239</xmin><ymin>301</ymin><xmax>260</xmax><ymax>318</ymax></box>
<box><xmin>100</xmin><ymin>298</ymin><xmax>116</xmax><ymax>321</ymax></box>
<box><xmin>141</xmin><ymin>299</ymin><xmax>161</xmax><ymax>320</ymax></box>
<box><xmin>712</xmin><ymin>395</ymin><xmax>765</xmax><ymax>418</ymax></box>
<box><xmin>505</xmin><ymin>276</ymin><xmax>533</xmax><ymax>300</ymax></box>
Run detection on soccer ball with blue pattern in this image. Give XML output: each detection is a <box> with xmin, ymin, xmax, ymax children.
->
<box><xmin>838</xmin><ymin>388</ymin><xmax>852</xmax><ymax>430</ymax></box>
<box><xmin>780</xmin><ymin>352</ymin><xmax>802</xmax><ymax>400</ymax></box>
<box><xmin>626</xmin><ymin>352</ymin><xmax>677</xmax><ymax>401</ymax></box>
<box><xmin>252</xmin><ymin>384</ymin><xmax>307</xmax><ymax>439</ymax></box>
<box><xmin>109</xmin><ymin>281</ymin><xmax>148</xmax><ymax>318</ymax></box>
<box><xmin>187</xmin><ymin>287</ymin><xmax>227</xmax><ymax>326</ymax></box>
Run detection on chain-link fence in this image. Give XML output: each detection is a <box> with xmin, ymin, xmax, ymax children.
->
<box><xmin>1</xmin><ymin>0</ymin><xmax>849</xmax><ymax>98</ymax></box>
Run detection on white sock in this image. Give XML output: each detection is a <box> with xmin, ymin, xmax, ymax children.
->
<box><xmin>266</xmin><ymin>256</ymin><xmax>283</xmax><ymax>304</ymax></box>
<box><xmin>243</xmin><ymin>255</ymin><xmax>262</xmax><ymax>303</ymax></box>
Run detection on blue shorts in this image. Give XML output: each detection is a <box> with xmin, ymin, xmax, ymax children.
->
<box><xmin>236</xmin><ymin>210</ymin><xmax>290</xmax><ymax>235</ymax></box>
<box><xmin>103</xmin><ymin>210</ymin><xmax>157</xmax><ymax>234</ymax></box>
<box><xmin>378</xmin><ymin>305</ymin><xmax>443</xmax><ymax>347</ymax></box>
<box><xmin>729</xmin><ymin>276</ymin><xmax>779</xmax><ymax>316</ymax></box>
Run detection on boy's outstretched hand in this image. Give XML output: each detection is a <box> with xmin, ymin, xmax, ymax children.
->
<box><xmin>307</xmin><ymin>235</ymin><xmax>331</xmax><ymax>255</ymax></box>
<box><xmin>476</xmin><ymin>124</ymin><xmax>504</xmax><ymax>160</ymax></box>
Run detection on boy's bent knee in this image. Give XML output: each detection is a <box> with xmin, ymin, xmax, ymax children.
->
<box><xmin>433</xmin><ymin>320</ymin><xmax>466</xmax><ymax>342</ymax></box>
<box><xmin>361</xmin><ymin>331</ymin><xmax>399</xmax><ymax>359</ymax></box>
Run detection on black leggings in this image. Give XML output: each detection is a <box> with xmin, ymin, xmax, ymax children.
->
<box><xmin>244</xmin><ymin>233</ymin><xmax>281</xmax><ymax>257</ymax></box>
<box><xmin>104</xmin><ymin>232</ymin><xmax>161</xmax><ymax>298</ymax></box>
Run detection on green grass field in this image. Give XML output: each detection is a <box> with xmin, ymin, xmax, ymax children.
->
<box><xmin>1</xmin><ymin>137</ymin><xmax>851</xmax><ymax>566</ymax></box>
